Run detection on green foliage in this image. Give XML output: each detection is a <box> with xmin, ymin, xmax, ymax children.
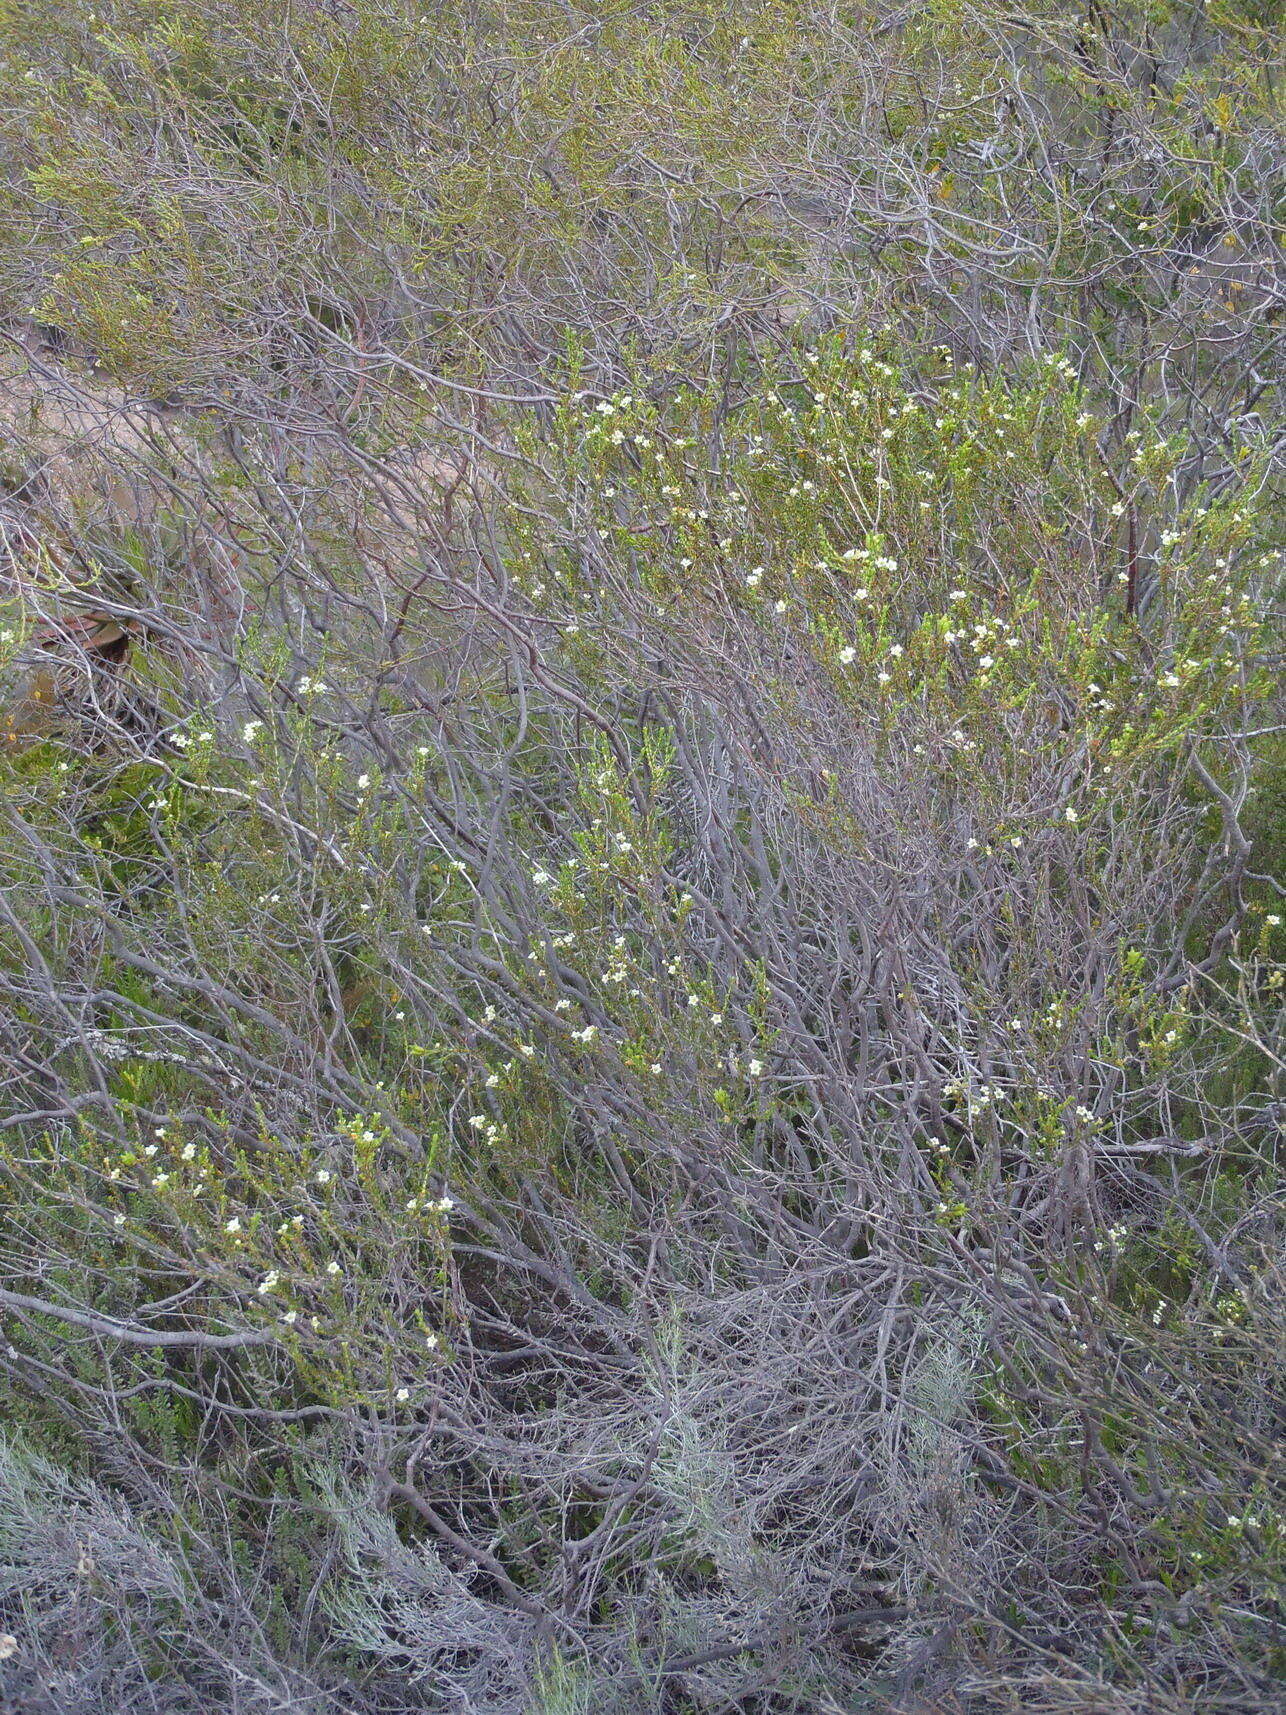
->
<box><xmin>0</xmin><ymin>1</ymin><xmax>1281</xmax><ymax>1710</ymax></box>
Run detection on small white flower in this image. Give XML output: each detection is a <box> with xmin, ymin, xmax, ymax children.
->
<box><xmin>1267</xmin><ymin>914</ymin><xmax>1281</xmax><ymax>927</ymax></box>
<box><xmin>326</xmin><ymin>1261</ymin><xmax>341</xmax><ymax>1276</ymax></box>
<box><xmin>242</xmin><ymin>720</ymin><xmax>263</xmax><ymax>742</ymax></box>
<box><xmin>1064</xmin><ymin>806</ymin><xmax>1078</xmax><ymax>822</ymax></box>
<box><xmin>315</xmin><ymin>1169</ymin><xmax>331</xmax><ymax>1185</ymax></box>
<box><xmin>747</xmin><ymin>1058</ymin><xmax>764</xmax><ymax>1077</ymax></box>
<box><xmin>396</xmin><ymin>1387</ymin><xmax>410</xmax><ymax>1403</ymax></box>
<box><xmin>257</xmin><ymin>1271</ymin><xmax>279</xmax><ymax>1295</ymax></box>
<box><xmin>0</xmin><ymin>1636</ymin><xmax>15</xmax><ymax>1661</ymax></box>
<box><xmin>283</xmin><ymin>1309</ymin><xmax>297</xmax><ymax>1325</ymax></box>
<box><xmin>838</xmin><ymin>645</ymin><xmax>856</xmax><ymax>665</ymax></box>
<box><xmin>425</xmin><ymin>1332</ymin><xmax>440</xmax><ymax>1350</ymax></box>
<box><xmin>356</xmin><ymin>773</ymin><xmax>370</xmax><ymax>790</ymax></box>
<box><xmin>978</xmin><ymin>655</ymin><xmax>994</xmax><ymax>670</ymax></box>
<box><xmin>650</xmin><ymin>1063</ymin><xmax>663</xmax><ymax>1075</ymax></box>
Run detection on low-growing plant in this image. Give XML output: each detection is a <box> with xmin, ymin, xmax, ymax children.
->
<box><xmin>0</xmin><ymin>2</ymin><xmax>1281</xmax><ymax>1710</ymax></box>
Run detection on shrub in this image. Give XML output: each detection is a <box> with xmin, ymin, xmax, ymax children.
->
<box><xmin>0</xmin><ymin>3</ymin><xmax>1281</xmax><ymax>1711</ymax></box>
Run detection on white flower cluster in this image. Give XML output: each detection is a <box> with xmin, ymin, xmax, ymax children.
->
<box><xmin>405</xmin><ymin>1194</ymin><xmax>454</xmax><ymax>1215</ymax></box>
<box><xmin>841</xmin><ymin>546</ymin><xmax>897</xmax><ymax>572</ymax></box>
<box><xmin>1092</xmin><ymin>1224</ymin><xmax>1128</xmax><ymax>1254</ymax></box>
<box><xmin>943</xmin><ymin>1080</ymin><xmax>1002</xmax><ymax>1119</ymax></box>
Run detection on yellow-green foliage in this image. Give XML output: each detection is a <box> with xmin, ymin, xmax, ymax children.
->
<box><xmin>0</xmin><ymin>2</ymin><xmax>1281</xmax><ymax>1709</ymax></box>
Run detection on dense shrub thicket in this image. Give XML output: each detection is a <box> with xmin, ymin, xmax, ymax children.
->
<box><xmin>0</xmin><ymin>2</ymin><xmax>1282</xmax><ymax>1711</ymax></box>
